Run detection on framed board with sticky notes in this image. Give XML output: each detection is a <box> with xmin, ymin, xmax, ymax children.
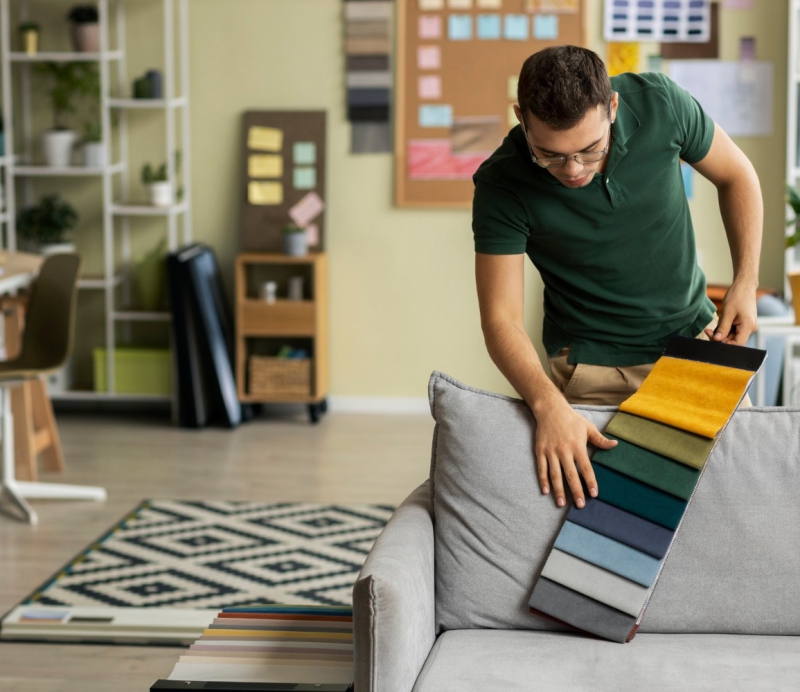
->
<box><xmin>241</xmin><ymin>111</ymin><xmax>327</xmax><ymax>251</ymax></box>
<box><xmin>395</xmin><ymin>0</ymin><xmax>584</xmax><ymax>207</ymax></box>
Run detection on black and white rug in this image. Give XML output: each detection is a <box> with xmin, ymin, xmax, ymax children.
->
<box><xmin>0</xmin><ymin>500</ymin><xmax>394</xmax><ymax>644</ymax></box>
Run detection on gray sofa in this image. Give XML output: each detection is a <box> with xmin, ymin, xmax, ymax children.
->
<box><xmin>353</xmin><ymin>372</ymin><xmax>800</xmax><ymax>691</ymax></box>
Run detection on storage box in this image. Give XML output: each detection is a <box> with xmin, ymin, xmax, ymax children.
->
<box><xmin>93</xmin><ymin>348</ymin><xmax>172</xmax><ymax>395</ymax></box>
<box><xmin>249</xmin><ymin>356</ymin><xmax>311</xmax><ymax>396</ymax></box>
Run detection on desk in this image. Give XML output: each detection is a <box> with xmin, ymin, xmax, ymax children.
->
<box><xmin>0</xmin><ymin>251</ymin><xmax>42</xmax><ymax>294</ymax></box>
<box><xmin>754</xmin><ymin>317</ymin><xmax>800</xmax><ymax>406</ymax></box>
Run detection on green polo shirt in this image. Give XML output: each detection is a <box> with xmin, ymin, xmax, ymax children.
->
<box><xmin>472</xmin><ymin>72</ymin><xmax>717</xmax><ymax>367</ymax></box>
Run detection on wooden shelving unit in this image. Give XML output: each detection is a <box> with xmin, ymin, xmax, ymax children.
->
<box><xmin>235</xmin><ymin>252</ymin><xmax>328</xmax><ymax>422</ymax></box>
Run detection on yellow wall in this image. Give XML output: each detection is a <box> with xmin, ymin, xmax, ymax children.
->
<box><xmin>27</xmin><ymin>0</ymin><xmax>790</xmax><ymax>397</ymax></box>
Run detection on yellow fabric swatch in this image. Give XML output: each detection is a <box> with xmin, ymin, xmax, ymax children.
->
<box><xmin>619</xmin><ymin>356</ymin><xmax>752</xmax><ymax>439</ymax></box>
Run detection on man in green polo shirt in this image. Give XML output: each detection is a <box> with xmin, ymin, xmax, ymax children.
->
<box><xmin>473</xmin><ymin>46</ymin><xmax>762</xmax><ymax>510</ymax></box>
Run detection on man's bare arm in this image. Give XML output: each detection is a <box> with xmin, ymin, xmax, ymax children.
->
<box><xmin>692</xmin><ymin>123</ymin><xmax>762</xmax><ymax>345</ymax></box>
<box><xmin>475</xmin><ymin>252</ymin><xmax>616</xmax><ymax>508</ymax></box>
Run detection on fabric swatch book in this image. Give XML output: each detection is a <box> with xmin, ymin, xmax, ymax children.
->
<box><xmin>153</xmin><ymin>604</ymin><xmax>354</xmax><ymax>690</ymax></box>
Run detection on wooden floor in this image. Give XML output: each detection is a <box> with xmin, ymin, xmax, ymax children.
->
<box><xmin>0</xmin><ymin>409</ymin><xmax>435</xmax><ymax>692</ymax></box>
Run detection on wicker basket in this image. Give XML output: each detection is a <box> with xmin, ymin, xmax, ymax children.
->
<box><xmin>249</xmin><ymin>356</ymin><xmax>311</xmax><ymax>396</ymax></box>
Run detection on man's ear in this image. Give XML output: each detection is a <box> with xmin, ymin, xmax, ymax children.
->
<box><xmin>513</xmin><ymin>104</ymin><xmax>524</xmax><ymax>126</ymax></box>
<box><xmin>609</xmin><ymin>92</ymin><xmax>619</xmax><ymax>123</ymax></box>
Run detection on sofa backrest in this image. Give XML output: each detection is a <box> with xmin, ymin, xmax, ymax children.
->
<box><xmin>429</xmin><ymin>371</ymin><xmax>800</xmax><ymax>636</ymax></box>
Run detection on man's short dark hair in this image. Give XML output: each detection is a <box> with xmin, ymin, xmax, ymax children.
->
<box><xmin>517</xmin><ymin>46</ymin><xmax>612</xmax><ymax>131</ymax></box>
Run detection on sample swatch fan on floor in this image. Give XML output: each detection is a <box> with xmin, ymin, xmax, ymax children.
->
<box><xmin>0</xmin><ymin>500</ymin><xmax>394</xmax><ymax>644</ymax></box>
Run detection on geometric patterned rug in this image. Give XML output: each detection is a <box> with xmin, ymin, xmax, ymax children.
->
<box><xmin>0</xmin><ymin>500</ymin><xmax>394</xmax><ymax>644</ymax></box>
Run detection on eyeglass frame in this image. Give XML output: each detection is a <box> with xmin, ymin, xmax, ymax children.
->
<box><xmin>519</xmin><ymin>104</ymin><xmax>614</xmax><ymax>170</ymax></box>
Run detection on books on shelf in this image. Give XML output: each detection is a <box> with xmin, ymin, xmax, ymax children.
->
<box><xmin>154</xmin><ymin>604</ymin><xmax>354</xmax><ymax>691</ymax></box>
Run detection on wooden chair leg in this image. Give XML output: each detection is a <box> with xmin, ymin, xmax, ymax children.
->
<box><xmin>30</xmin><ymin>378</ymin><xmax>65</xmax><ymax>473</ymax></box>
<box><xmin>11</xmin><ymin>382</ymin><xmax>37</xmax><ymax>482</ymax></box>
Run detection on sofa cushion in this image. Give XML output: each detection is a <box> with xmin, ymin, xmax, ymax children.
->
<box><xmin>428</xmin><ymin>371</ymin><xmax>800</xmax><ymax>635</ymax></box>
<box><xmin>412</xmin><ymin>630</ymin><xmax>800</xmax><ymax>692</ymax></box>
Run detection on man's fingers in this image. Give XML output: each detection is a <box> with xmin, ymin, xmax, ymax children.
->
<box><xmin>548</xmin><ymin>455</ymin><xmax>566</xmax><ymax>508</ymax></box>
<box><xmin>561</xmin><ymin>456</ymin><xmax>585</xmax><ymax>509</ymax></box>
<box><xmin>575</xmin><ymin>450</ymin><xmax>598</xmax><ymax>499</ymax></box>
<box><xmin>713</xmin><ymin>312</ymin><xmax>735</xmax><ymax>342</ymax></box>
<box><xmin>536</xmin><ymin>453</ymin><xmax>550</xmax><ymax>495</ymax></box>
<box><xmin>588</xmin><ymin>426</ymin><xmax>617</xmax><ymax>450</ymax></box>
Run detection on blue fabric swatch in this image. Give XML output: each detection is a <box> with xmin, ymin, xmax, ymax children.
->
<box><xmin>554</xmin><ymin>521</ymin><xmax>662</xmax><ymax>587</ymax></box>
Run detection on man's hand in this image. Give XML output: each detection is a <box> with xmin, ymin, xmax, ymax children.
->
<box><xmin>532</xmin><ymin>393</ymin><xmax>617</xmax><ymax>509</ymax></box>
<box><xmin>704</xmin><ymin>280</ymin><xmax>758</xmax><ymax>346</ymax></box>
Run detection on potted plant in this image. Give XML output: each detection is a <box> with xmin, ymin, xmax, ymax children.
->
<box><xmin>81</xmin><ymin>120</ymin><xmax>104</xmax><ymax>167</ymax></box>
<box><xmin>141</xmin><ymin>162</ymin><xmax>172</xmax><ymax>207</ymax></box>
<box><xmin>37</xmin><ymin>61</ymin><xmax>99</xmax><ymax>167</ymax></box>
<box><xmin>19</xmin><ymin>21</ymin><xmax>40</xmax><ymax>55</ymax></box>
<box><xmin>785</xmin><ymin>184</ymin><xmax>800</xmax><ymax>324</ymax></box>
<box><xmin>282</xmin><ymin>223</ymin><xmax>308</xmax><ymax>257</ymax></box>
<box><xmin>16</xmin><ymin>193</ymin><xmax>79</xmax><ymax>255</ymax></box>
<box><xmin>67</xmin><ymin>5</ymin><xmax>99</xmax><ymax>53</ymax></box>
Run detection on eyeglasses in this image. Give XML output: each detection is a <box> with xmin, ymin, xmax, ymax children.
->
<box><xmin>521</xmin><ymin>121</ymin><xmax>612</xmax><ymax>170</ymax></box>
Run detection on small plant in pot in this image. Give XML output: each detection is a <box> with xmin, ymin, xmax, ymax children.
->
<box><xmin>67</xmin><ymin>5</ymin><xmax>100</xmax><ymax>53</ymax></box>
<box><xmin>142</xmin><ymin>162</ymin><xmax>172</xmax><ymax>207</ymax></box>
<box><xmin>282</xmin><ymin>223</ymin><xmax>308</xmax><ymax>257</ymax></box>
<box><xmin>18</xmin><ymin>20</ymin><xmax>40</xmax><ymax>55</ymax></box>
<box><xmin>37</xmin><ymin>61</ymin><xmax>100</xmax><ymax>167</ymax></box>
<box><xmin>16</xmin><ymin>193</ymin><xmax>79</xmax><ymax>255</ymax></box>
<box><xmin>81</xmin><ymin>120</ymin><xmax>104</xmax><ymax>167</ymax></box>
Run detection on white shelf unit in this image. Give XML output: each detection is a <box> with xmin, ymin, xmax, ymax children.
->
<box><xmin>0</xmin><ymin>0</ymin><xmax>192</xmax><ymax>404</ymax></box>
<box><xmin>787</xmin><ymin>0</ymin><xmax>800</xmax><ymax>294</ymax></box>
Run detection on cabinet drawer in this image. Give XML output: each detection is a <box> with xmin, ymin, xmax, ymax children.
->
<box><xmin>240</xmin><ymin>300</ymin><xmax>315</xmax><ymax>336</ymax></box>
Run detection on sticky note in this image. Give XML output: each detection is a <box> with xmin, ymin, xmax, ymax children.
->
<box><xmin>305</xmin><ymin>224</ymin><xmax>319</xmax><ymax>246</ymax></box>
<box><xmin>418</xmin><ymin>75</ymin><xmax>442</xmax><ymax>99</ymax></box>
<box><xmin>448</xmin><ymin>0</ymin><xmax>472</xmax><ymax>7</ymax></box>
<box><xmin>248</xmin><ymin>126</ymin><xmax>283</xmax><ymax>152</ymax></box>
<box><xmin>476</xmin><ymin>14</ymin><xmax>502</xmax><ymax>39</ymax></box>
<box><xmin>293</xmin><ymin>166</ymin><xmax>316</xmax><ymax>190</ymax></box>
<box><xmin>248</xmin><ymin>155</ymin><xmax>282</xmax><ymax>179</ymax></box>
<box><xmin>418</xmin><ymin>0</ymin><xmax>444</xmax><ymax>8</ymax></box>
<box><xmin>508</xmin><ymin>103</ymin><xmax>518</xmax><ymax>128</ymax></box>
<box><xmin>507</xmin><ymin>75</ymin><xmax>518</xmax><ymax>100</ymax></box>
<box><xmin>448</xmin><ymin>14</ymin><xmax>472</xmax><ymax>40</ymax></box>
<box><xmin>293</xmin><ymin>141</ymin><xmax>316</xmax><ymax>165</ymax></box>
<box><xmin>248</xmin><ymin>181</ymin><xmax>283</xmax><ymax>205</ymax></box>
<box><xmin>534</xmin><ymin>14</ymin><xmax>559</xmax><ymax>40</ymax></box>
<box><xmin>418</xmin><ymin>15</ymin><xmax>442</xmax><ymax>39</ymax></box>
<box><xmin>289</xmin><ymin>191</ymin><xmax>325</xmax><ymax>228</ymax></box>
<box><xmin>504</xmin><ymin>15</ymin><xmax>529</xmax><ymax>40</ymax></box>
<box><xmin>418</xmin><ymin>45</ymin><xmax>441</xmax><ymax>69</ymax></box>
<box><xmin>476</xmin><ymin>0</ymin><xmax>502</xmax><ymax>7</ymax></box>
<box><xmin>419</xmin><ymin>104</ymin><xmax>453</xmax><ymax>128</ymax></box>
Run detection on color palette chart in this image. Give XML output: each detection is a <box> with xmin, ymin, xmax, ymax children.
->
<box><xmin>529</xmin><ymin>336</ymin><xmax>766</xmax><ymax>643</ymax></box>
<box><xmin>396</xmin><ymin>0</ymin><xmax>583</xmax><ymax>206</ymax></box>
<box><xmin>163</xmin><ymin>605</ymin><xmax>353</xmax><ymax>686</ymax></box>
<box><xmin>604</xmin><ymin>0</ymin><xmax>711</xmax><ymax>42</ymax></box>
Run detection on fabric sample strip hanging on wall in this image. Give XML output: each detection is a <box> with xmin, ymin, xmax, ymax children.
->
<box><xmin>528</xmin><ymin>336</ymin><xmax>766</xmax><ymax>643</ymax></box>
<box><xmin>344</xmin><ymin>1</ymin><xmax>395</xmax><ymax>153</ymax></box>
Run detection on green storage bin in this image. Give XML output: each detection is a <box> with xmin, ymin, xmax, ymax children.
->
<box><xmin>93</xmin><ymin>348</ymin><xmax>172</xmax><ymax>395</ymax></box>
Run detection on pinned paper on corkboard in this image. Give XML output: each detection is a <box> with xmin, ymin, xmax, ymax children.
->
<box><xmin>608</xmin><ymin>42</ymin><xmax>640</xmax><ymax>77</ymax></box>
<box><xmin>241</xmin><ymin>111</ymin><xmax>326</xmax><ymax>251</ymax></box>
<box><xmin>451</xmin><ymin>116</ymin><xmax>503</xmax><ymax>154</ymax></box>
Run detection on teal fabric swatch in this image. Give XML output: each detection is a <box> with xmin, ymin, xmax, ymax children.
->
<box><xmin>593</xmin><ymin>464</ymin><xmax>687</xmax><ymax>530</ymax></box>
<box><xmin>593</xmin><ymin>435</ymin><xmax>701</xmax><ymax>500</ymax></box>
<box><xmin>554</xmin><ymin>521</ymin><xmax>662</xmax><ymax>587</ymax></box>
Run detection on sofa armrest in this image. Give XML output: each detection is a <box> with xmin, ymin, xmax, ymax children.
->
<box><xmin>353</xmin><ymin>481</ymin><xmax>436</xmax><ymax>692</ymax></box>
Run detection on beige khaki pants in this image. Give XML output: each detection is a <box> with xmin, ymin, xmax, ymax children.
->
<box><xmin>548</xmin><ymin>316</ymin><xmax>752</xmax><ymax>407</ymax></box>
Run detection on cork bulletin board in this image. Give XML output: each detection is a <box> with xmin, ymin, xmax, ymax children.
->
<box><xmin>241</xmin><ymin>111</ymin><xmax>327</xmax><ymax>251</ymax></box>
<box><xmin>395</xmin><ymin>0</ymin><xmax>584</xmax><ymax>208</ymax></box>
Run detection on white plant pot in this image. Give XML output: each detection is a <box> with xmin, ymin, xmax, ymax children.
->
<box><xmin>147</xmin><ymin>182</ymin><xmax>173</xmax><ymax>207</ymax></box>
<box><xmin>42</xmin><ymin>130</ymin><xmax>77</xmax><ymax>168</ymax></box>
<box><xmin>71</xmin><ymin>23</ymin><xmax>100</xmax><ymax>52</ymax></box>
<box><xmin>82</xmin><ymin>141</ymin><xmax>105</xmax><ymax>167</ymax></box>
<box><xmin>39</xmin><ymin>242</ymin><xmax>77</xmax><ymax>256</ymax></box>
<box><xmin>283</xmin><ymin>232</ymin><xmax>308</xmax><ymax>257</ymax></box>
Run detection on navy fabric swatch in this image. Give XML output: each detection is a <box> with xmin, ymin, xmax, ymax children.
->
<box><xmin>664</xmin><ymin>335</ymin><xmax>766</xmax><ymax>372</ymax></box>
<box><xmin>567</xmin><ymin>497</ymin><xmax>674</xmax><ymax>559</ymax></box>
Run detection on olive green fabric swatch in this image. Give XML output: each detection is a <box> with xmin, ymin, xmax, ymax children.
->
<box><xmin>593</xmin><ymin>435</ymin><xmax>701</xmax><ymax>500</ymax></box>
<box><xmin>605</xmin><ymin>412</ymin><xmax>715</xmax><ymax>470</ymax></box>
